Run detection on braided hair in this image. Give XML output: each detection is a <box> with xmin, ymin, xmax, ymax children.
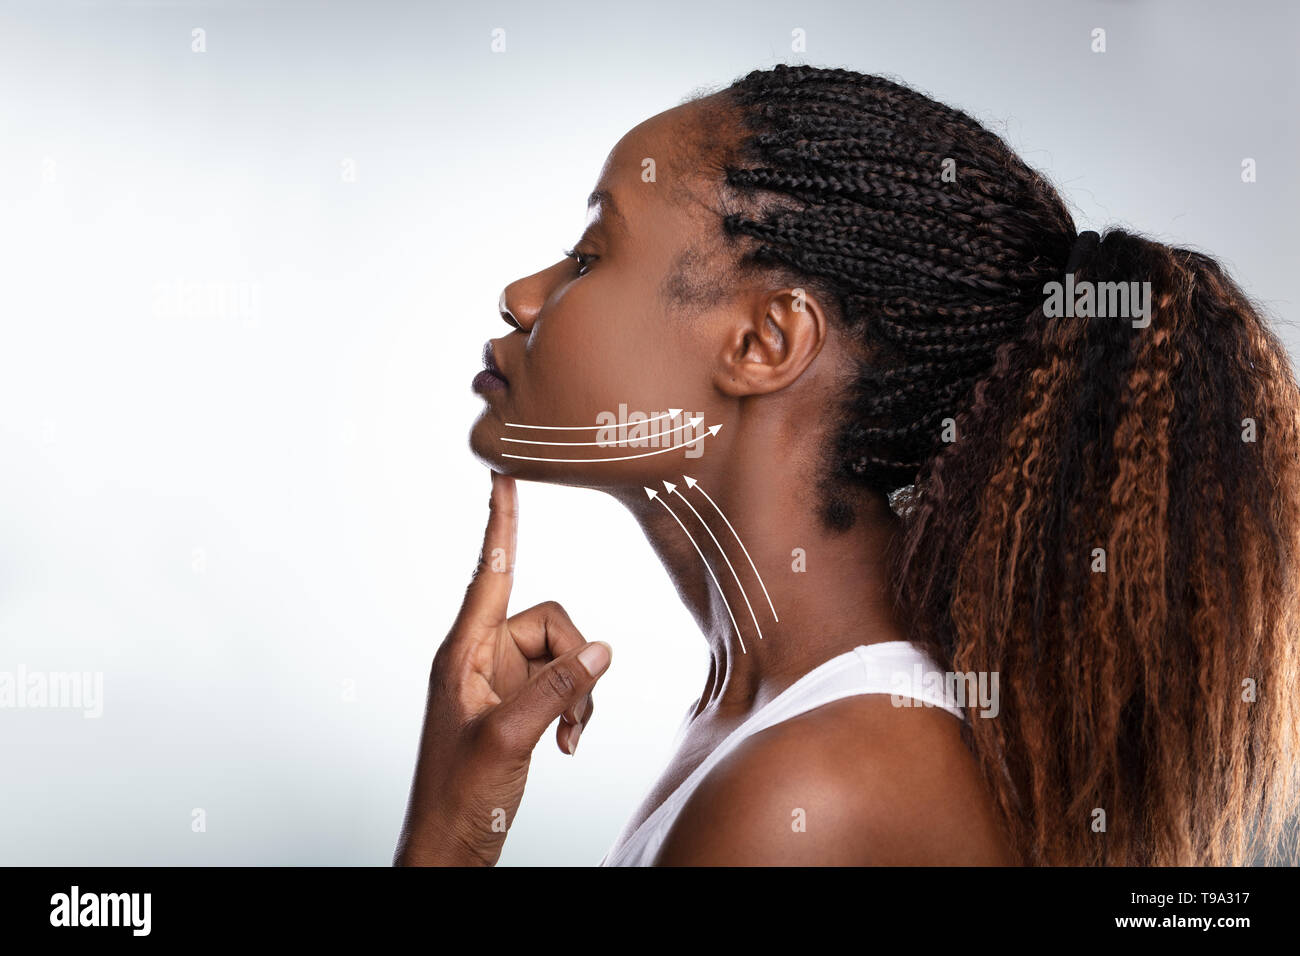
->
<box><xmin>688</xmin><ymin>64</ymin><xmax>1300</xmax><ymax>865</ymax></box>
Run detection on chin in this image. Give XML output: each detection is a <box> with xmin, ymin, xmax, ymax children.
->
<box><xmin>468</xmin><ymin>415</ymin><xmax>509</xmax><ymax>473</ymax></box>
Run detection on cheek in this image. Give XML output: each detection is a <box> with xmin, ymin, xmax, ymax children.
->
<box><xmin>525</xmin><ymin>299</ymin><xmax>696</xmax><ymax>421</ymax></box>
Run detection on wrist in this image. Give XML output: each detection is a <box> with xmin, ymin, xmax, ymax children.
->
<box><xmin>394</xmin><ymin>818</ymin><xmax>495</xmax><ymax>867</ymax></box>
<box><xmin>393</xmin><ymin>845</ymin><xmax>487</xmax><ymax>867</ymax></box>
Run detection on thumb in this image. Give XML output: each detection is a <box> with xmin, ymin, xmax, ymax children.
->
<box><xmin>487</xmin><ymin>642</ymin><xmax>612</xmax><ymax>757</ymax></box>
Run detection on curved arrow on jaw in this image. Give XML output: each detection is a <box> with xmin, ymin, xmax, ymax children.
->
<box><xmin>503</xmin><ymin>417</ymin><xmax>703</xmax><ymax>446</ymax></box>
<box><xmin>501</xmin><ymin>424</ymin><xmax>721</xmax><ymax>462</ymax></box>
<box><xmin>504</xmin><ymin>409</ymin><xmax>683</xmax><ymax>430</ymax></box>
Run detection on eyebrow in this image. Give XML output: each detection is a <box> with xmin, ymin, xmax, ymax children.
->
<box><xmin>586</xmin><ymin>189</ymin><xmax>627</xmax><ymax>232</ymax></box>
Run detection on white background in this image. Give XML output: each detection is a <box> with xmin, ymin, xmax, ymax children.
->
<box><xmin>1</xmin><ymin>0</ymin><xmax>1295</xmax><ymax>864</ymax></box>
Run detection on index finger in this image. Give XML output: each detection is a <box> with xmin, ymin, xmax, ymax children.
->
<box><xmin>455</xmin><ymin>469</ymin><xmax>517</xmax><ymax>631</ymax></box>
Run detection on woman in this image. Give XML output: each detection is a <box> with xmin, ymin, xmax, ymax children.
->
<box><xmin>394</xmin><ymin>65</ymin><xmax>1300</xmax><ymax>866</ymax></box>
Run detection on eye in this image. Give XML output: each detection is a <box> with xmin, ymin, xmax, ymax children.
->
<box><xmin>562</xmin><ymin>247</ymin><xmax>598</xmax><ymax>277</ymax></box>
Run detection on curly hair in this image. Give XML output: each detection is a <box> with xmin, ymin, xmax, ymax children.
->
<box><xmin>686</xmin><ymin>64</ymin><xmax>1300</xmax><ymax>865</ymax></box>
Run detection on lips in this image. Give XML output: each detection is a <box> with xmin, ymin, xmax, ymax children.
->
<box><xmin>481</xmin><ymin>341</ymin><xmax>508</xmax><ymax>384</ymax></box>
<box><xmin>472</xmin><ymin>340</ymin><xmax>509</xmax><ymax>395</ymax></box>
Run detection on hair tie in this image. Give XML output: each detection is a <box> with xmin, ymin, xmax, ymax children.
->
<box><xmin>1065</xmin><ymin>230</ymin><xmax>1101</xmax><ymax>273</ymax></box>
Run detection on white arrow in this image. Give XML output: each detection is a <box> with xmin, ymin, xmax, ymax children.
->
<box><xmin>505</xmin><ymin>409</ymin><xmax>683</xmax><ymax>430</ymax></box>
<box><xmin>502</xmin><ymin>424</ymin><xmax>721</xmax><ymax>462</ymax></box>
<box><xmin>682</xmin><ymin>475</ymin><xmax>778</xmax><ymax>622</ymax></box>
<box><xmin>664</xmin><ymin>479</ymin><xmax>763</xmax><ymax>641</ymax></box>
<box><xmin>503</xmin><ymin>417</ymin><xmax>703</xmax><ymax>446</ymax></box>
<box><xmin>645</xmin><ymin>485</ymin><xmax>746</xmax><ymax>654</ymax></box>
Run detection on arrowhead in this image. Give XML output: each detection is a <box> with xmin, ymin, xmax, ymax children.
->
<box><xmin>668</xmin><ymin>408</ymin><xmax>682</xmax><ymax>418</ymax></box>
<box><xmin>689</xmin><ymin>416</ymin><xmax>704</xmax><ymax>428</ymax></box>
<box><xmin>662</xmin><ymin>480</ymin><xmax>676</xmax><ymax>494</ymax></box>
<box><xmin>643</xmin><ymin>487</ymin><xmax>658</xmax><ymax>500</ymax></box>
<box><xmin>708</xmin><ymin>424</ymin><xmax>722</xmax><ymax>436</ymax></box>
<box><xmin>683</xmin><ymin>475</ymin><xmax>697</xmax><ymax>489</ymax></box>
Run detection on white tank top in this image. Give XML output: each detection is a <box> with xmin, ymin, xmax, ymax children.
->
<box><xmin>599</xmin><ymin>640</ymin><xmax>964</xmax><ymax>866</ymax></box>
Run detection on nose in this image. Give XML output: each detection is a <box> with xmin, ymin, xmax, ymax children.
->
<box><xmin>498</xmin><ymin>275</ymin><xmax>542</xmax><ymax>333</ymax></box>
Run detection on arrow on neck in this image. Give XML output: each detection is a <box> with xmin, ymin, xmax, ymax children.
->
<box><xmin>645</xmin><ymin>484</ymin><xmax>746</xmax><ymax>654</ymax></box>
<box><xmin>681</xmin><ymin>475</ymin><xmax>778</xmax><ymax>622</ymax></box>
<box><xmin>663</xmin><ymin>479</ymin><xmax>763</xmax><ymax>642</ymax></box>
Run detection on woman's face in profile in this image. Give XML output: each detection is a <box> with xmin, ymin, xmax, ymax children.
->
<box><xmin>469</xmin><ymin>102</ymin><xmax>731</xmax><ymax>493</ymax></box>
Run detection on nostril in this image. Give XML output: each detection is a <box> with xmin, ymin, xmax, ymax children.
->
<box><xmin>497</xmin><ymin>290</ymin><xmax>522</xmax><ymax>330</ymax></box>
<box><xmin>500</xmin><ymin>305</ymin><xmax>526</xmax><ymax>331</ymax></box>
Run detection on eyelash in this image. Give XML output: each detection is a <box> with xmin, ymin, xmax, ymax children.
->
<box><xmin>562</xmin><ymin>247</ymin><xmax>598</xmax><ymax>277</ymax></box>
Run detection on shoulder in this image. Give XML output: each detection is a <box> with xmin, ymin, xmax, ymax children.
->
<box><xmin>651</xmin><ymin>694</ymin><xmax>1014</xmax><ymax>865</ymax></box>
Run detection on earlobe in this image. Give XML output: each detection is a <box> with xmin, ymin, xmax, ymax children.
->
<box><xmin>712</xmin><ymin>288</ymin><xmax>827</xmax><ymax>397</ymax></box>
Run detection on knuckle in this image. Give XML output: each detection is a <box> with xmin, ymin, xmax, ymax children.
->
<box><xmin>542</xmin><ymin>600</ymin><xmax>583</xmax><ymax>636</ymax></box>
<box><xmin>429</xmin><ymin>644</ymin><xmax>461</xmax><ymax>687</ymax></box>
<box><xmin>487</xmin><ymin>498</ymin><xmax>519</xmax><ymax>519</ymax></box>
<box><xmin>545</xmin><ymin>664</ymin><xmax>578</xmax><ymax>700</ymax></box>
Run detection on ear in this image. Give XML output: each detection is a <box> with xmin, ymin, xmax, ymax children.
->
<box><xmin>712</xmin><ymin>287</ymin><xmax>829</xmax><ymax>397</ymax></box>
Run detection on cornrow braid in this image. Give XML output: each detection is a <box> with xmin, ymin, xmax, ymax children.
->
<box><xmin>694</xmin><ymin>64</ymin><xmax>1300</xmax><ymax>866</ymax></box>
<box><xmin>712</xmin><ymin>65</ymin><xmax>1076</xmax><ymax>494</ymax></box>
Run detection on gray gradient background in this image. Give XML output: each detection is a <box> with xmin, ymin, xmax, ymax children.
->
<box><xmin>1</xmin><ymin>0</ymin><xmax>1296</xmax><ymax>865</ymax></box>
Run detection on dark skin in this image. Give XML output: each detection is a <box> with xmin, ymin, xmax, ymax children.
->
<box><xmin>395</xmin><ymin>96</ymin><xmax>1014</xmax><ymax>866</ymax></box>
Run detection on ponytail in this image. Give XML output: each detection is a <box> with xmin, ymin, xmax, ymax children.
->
<box><xmin>893</xmin><ymin>230</ymin><xmax>1300</xmax><ymax>864</ymax></box>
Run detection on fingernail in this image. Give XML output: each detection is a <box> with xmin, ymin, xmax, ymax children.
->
<box><xmin>569</xmin><ymin>722</ymin><xmax>584</xmax><ymax>753</ymax></box>
<box><xmin>577</xmin><ymin>641</ymin><xmax>611</xmax><ymax>677</ymax></box>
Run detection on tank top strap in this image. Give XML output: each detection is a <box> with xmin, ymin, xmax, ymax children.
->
<box><xmin>600</xmin><ymin>641</ymin><xmax>965</xmax><ymax>866</ymax></box>
<box><xmin>749</xmin><ymin>640</ymin><xmax>968</xmax><ymax>731</ymax></box>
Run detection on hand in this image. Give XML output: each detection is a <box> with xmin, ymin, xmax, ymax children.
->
<box><xmin>393</xmin><ymin>470</ymin><xmax>612</xmax><ymax>866</ymax></box>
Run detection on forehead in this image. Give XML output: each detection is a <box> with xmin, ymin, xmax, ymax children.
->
<box><xmin>587</xmin><ymin>100</ymin><xmax>714</xmax><ymax>233</ymax></box>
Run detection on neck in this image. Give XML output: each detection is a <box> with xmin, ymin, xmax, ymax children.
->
<box><xmin>607</xmin><ymin>415</ymin><xmax>907</xmax><ymax>721</ymax></box>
